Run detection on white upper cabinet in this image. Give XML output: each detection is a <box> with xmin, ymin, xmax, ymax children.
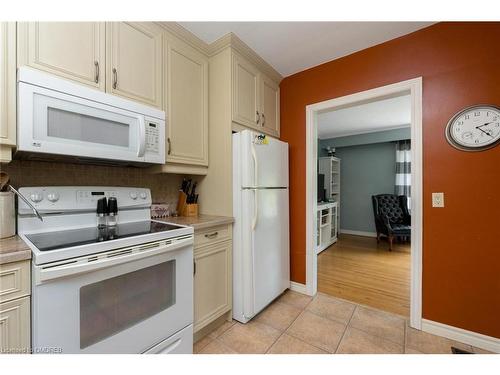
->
<box><xmin>165</xmin><ymin>37</ymin><xmax>208</xmax><ymax>166</ymax></box>
<box><xmin>260</xmin><ymin>74</ymin><xmax>280</xmax><ymax>137</ymax></box>
<box><xmin>232</xmin><ymin>53</ymin><xmax>260</xmax><ymax>130</ymax></box>
<box><xmin>232</xmin><ymin>52</ymin><xmax>280</xmax><ymax>137</ymax></box>
<box><xmin>1</xmin><ymin>22</ymin><xmax>16</xmax><ymax>163</ymax></box>
<box><xmin>18</xmin><ymin>22</ymin><xmax>106</xmax><ymax>90</ymax></box>
<box><xmin>107</xmin><ymin>22</ymin><xmax>163</xmax><ymax>108</ymax></box>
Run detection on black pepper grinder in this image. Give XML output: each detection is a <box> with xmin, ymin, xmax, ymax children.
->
<box><xmin>96</xmin><ymin>197</ymin><xmax>108</xmax><ymax>228</ymax></box>
<box><xmin>107</xmin><ymin>197</ymin><xmax>118</xmax><ymax>227</ymax></box>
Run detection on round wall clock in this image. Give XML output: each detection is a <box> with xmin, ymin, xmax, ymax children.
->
<box><xmin>445</xmin><ymin>104</ymin><xmax>500</xmax><ymax>151</ymax></box>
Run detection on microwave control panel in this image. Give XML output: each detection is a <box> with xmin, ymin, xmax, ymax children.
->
<box><xmin>146</xmin><ymin>122</ymin><xmax>160</xmax><ymax>153</ymax></box>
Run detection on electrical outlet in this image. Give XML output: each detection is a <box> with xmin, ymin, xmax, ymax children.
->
<box><xmin>432</xmin><ymin>192</ymin><xmax>445</xmax><ymax>208</ymax></box>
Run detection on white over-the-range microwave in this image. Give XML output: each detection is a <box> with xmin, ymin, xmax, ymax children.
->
<box><xmin>16</xmin><ymin>67</ymin><xmax>165</xmax><ymax>165</ymax></box>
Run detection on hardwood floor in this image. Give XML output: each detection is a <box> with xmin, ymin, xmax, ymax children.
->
<box><xmin>317</xmin><ymin>234</ymin><xmax>410</xmax><ymax>317</ymax></box>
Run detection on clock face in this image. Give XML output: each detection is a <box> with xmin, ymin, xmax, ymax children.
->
<box><xmin>445</xmin><ymin>105</ymin><xmax>500</xmax><ymax>151</ymax></box>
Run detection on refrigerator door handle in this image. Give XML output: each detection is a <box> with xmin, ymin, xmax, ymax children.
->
<box><xmin>251</xmin><ymin>189</ymin><xmax>258</xmax><ymax>230</ymax></box>
<box><xmin>252</xmin><ymin>189</ymin><xmax>258</xmax><ymax>230</ymax></box>
<box><xmin>251</xmin><ymin>142</ymin><xmax>258</xmax><ymax>187</ymax></box>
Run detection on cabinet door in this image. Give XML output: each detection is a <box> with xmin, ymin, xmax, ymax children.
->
<box><xmin>18</xmin><ymin>22</ymin><xmax>105</xmax><ymax>90</ymax></box>
<box><xmin>194</xmin><ymin>241</ymin><xmax>232</xmax><ymax>332</ymax></box>
<box><xmin>107</xmin><ymin>22</ymin><xmax>163</xmax><ymax>108</ymax></box>
<box><xmin>0</xmin><ymin>22</ymin><xmax>16</xmax><ymax>163</ymax></box>
<box><xmin>0</xmin><ymin>297</ymin><xmax>30</xmax><ymax>354</ymax></box>
<box><xmin>166</xmin><ymin>38</ymin><xmax>208</xmax><ymax>166</ymax></box>
<box><xmin>260</xmin><ymin>75</ymin><xmax>280</xmax><ymax>137</ymax></box>
<box><xmin>232</xmin><ymin>53</ymin><xmax>260</xmax><ymax>129</ymax></box>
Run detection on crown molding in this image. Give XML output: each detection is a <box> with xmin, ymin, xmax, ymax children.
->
<box><xmin>157</xmin><ymin>23</ymin><xmax>283</xmax><ymax>83</ymax></box>
<box><xmin>208</xmin><ymin>32</ymin><xmax>282</xmax><ymax>83</ymax></box>
<box><xmin>156</xmin><ymin>22</ymin><xmax>211</xmax><ymax>55</ymax></box>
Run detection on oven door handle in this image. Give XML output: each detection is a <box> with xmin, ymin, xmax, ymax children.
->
<box><xmin>34</xmin><ymin>237</ymin><xmax>193</xmax><ymax>285</ymax></box>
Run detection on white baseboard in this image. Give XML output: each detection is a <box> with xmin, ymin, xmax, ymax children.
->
<box><xmin>339</xmin><ymin>229</ymin><xmax>377</xmax><ymax>238</ymax></box>
<box><xmin>421</xmin><ymin>319</ymin><xmax>500</xmax><ymax>353</ymax></box>
<box><xmin>289</xmin><ymin>281</ymin><xmax>309</xmax><ymax>295</ymax></box>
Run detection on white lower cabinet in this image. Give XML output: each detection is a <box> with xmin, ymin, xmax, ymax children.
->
<box><xmin>0</xmin><ymin>296</ymin><xmax>30</xmax><ymax>354</ymax></box>
<box><xmin>193</xmin><ymin>225</ymin><xmax>232</xmax><ymax>333</ymax></box>
<box><xmin>0</xmin><ymin>260</ymin><xmax>31</xmax><ymax>354</ymax></box>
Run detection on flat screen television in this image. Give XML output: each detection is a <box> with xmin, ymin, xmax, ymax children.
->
<box><xmin>317</xmin><ymin>174</ymin><xmax>326</xmax><ymax>202</ymax></box>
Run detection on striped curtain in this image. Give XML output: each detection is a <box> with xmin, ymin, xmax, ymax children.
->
<box><xmin>395</xmin><ymin>140</ymin><xmax>411</xmax><ymax>203</ymax></box>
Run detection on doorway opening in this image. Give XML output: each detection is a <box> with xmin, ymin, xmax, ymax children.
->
<box><xmin>305</xmin><ymin>78</ymin><xmax>422</xmax><ymax>329</ymax></box>
<box><xmin>316</xmin><ymin>94</ymin><xmax>412</xmax><ymax>317</ymax></box>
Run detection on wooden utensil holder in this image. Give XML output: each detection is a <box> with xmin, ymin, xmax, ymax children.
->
<box><xmin>177</xmin><ymin>191</ymin><xmax>199</xmax><ymax>217</ymax></box>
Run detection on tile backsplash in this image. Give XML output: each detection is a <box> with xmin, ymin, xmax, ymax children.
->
<box><xmin>2</xmin><ymin>160</ymin><xmax>184</xmax><ymax>209</ymax></box>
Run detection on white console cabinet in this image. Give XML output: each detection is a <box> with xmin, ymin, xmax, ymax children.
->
<box><xmin>316</xmin><ymin>202</ymin><xmax>338</xmax><ymax>254</ymax></box>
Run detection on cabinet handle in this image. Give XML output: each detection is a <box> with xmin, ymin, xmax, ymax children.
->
<box><xmin>167</xmin><ymin>137</ymin><xmax>171</xmax><ymax>155</ymax></box>
<box><xmin>193</xmin><ymin>260</ymin><xmax>196</xmax><ymax>275</ymax></box>
<box><xmin>112</xmin><ymin>68</ymin><xmax>118</xmax><ymax>89</ymax></box>
<box><xmin>262</xmin><ymin>113</ymin><xmax>266</xmax><ymax>127</ymax></box>
<box><xmin>256</xmin><ymin>111</ymin><xmax>260</xmax><ymax>125</ymax></box>
<box><xmin>94</xmin><ymin>61</ymin><xmax>100</xmax><ymax>83</ymax></box>
<box><xmin>204</xmin><ymin>231</ymin><xmax>218</xmax><ymax>239</ymax></box>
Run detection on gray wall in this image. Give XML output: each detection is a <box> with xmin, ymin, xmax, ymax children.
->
<box><xmin>335</xmin><ymin>142</ymin><xmax>397</xmax><ymax>233</ymax></box>
<box><xmin>319</xmin><ymin>127</ymin><xmax>410</xmax><ymax>156</ymax></box>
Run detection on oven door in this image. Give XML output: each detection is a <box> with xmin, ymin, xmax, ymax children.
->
<box><xmin>31</xmin><ymin>237</ymin><xmax>193</xmax><ymax>354</ymax></box>
<box><xmin>18</xmin><ymin>82</ymin><xmax>147</xmax><ymax>163</ymax></box>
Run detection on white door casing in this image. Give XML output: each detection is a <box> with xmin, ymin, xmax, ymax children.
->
<box><xmin>305</xmin><ymin>77</ymin><xmax>423</xmax><ymax>330</ymax></box>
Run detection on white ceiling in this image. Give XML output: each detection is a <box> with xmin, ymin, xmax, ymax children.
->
<box><xmin>317</xmin><ymin>94</ymin><xmax>411</xmax><ymax>139</ymax></box>
<box><xmin>180</xmin><ymin>22</ymin><xmax>434</xmax><ymax>77</ymax></box>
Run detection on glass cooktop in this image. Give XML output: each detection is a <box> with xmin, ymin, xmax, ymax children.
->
<box><xmin>26</xmin><ymin>221</ymin><xmax>183</xmax><ymax>252</ymax></box>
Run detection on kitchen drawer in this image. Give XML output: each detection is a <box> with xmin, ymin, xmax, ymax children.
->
<box><xmin>0</xmin><ymin>260</ymin><xmax>30</xmax><ymax>304</ymax></box>
<box><xmin>194</xmin><ymin>224</ymin><xmax>232</xmax><ymax>248</ymax></box>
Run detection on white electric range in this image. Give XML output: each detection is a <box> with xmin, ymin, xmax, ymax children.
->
<box><xmin>18</xmin><ymin>186</ymin><xmax>193</xmax><ymax>354</ymax></box>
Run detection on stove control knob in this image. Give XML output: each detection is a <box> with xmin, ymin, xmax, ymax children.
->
<box><xmin>30</xmin><ymin>192</ymin><xmax>43</xmax><ymax>203</ymax></box>
<box><xmin>140</xmin><ymin>192</ymin><xmax>147</xmax><ymax>200</ymax></box>
<box><xmin>47</xmin><ymin>192</ymin><xmax>60</xmax><ymax>203</ymax></box>
<box><xmin>129</xmin><ymin>192</ymin><xmax>138</xmax><ymax>200</ymax></box>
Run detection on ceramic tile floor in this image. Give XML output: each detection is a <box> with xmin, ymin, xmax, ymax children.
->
<box><xmin>194</xmin><ymin>290</ymin><xmax>495</xmax><ymax>354</ymax></box>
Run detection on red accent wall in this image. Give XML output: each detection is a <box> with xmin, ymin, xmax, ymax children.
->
<box><xmin>280</xmin><ymin>22</ymin><xmax>500</xmax><ymax>338</ymax></box>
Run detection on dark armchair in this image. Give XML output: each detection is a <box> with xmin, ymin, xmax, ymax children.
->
<box><xmin>372</xmin><ymin>194</ymin><xmax>411</xmax><ymax>250</ymax></box>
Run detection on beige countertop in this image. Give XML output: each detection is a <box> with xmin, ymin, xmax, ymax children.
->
<box><xmin>154</xmin><ymin>214</ymin><xmax>234</xmax><ymax>231</ymax></box>
<box><xmin>0</xmin><ymin>235</ymin><xmax>32</xmax><ymax>265</ymax></box>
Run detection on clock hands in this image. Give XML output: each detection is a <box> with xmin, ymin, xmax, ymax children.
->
<box><xmin>476</xmin><ymin>122</ymin><xmax>493</xmax><ymax>128</ymax></box>
<box><xmin>476</xmin><ymin>126</ymin><xmax>494</xmax><ymax>138</ymax></box>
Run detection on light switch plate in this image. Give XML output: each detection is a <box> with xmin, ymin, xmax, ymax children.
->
<box><xmin>432</xmin><ymin>192</ymin><xmax>445</xmax><ymax>207</ymax></box>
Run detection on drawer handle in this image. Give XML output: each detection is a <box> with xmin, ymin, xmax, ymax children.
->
<box><xmin>204</xmin><ymin>231</ymin><xmax>218</xmax><ymax>239</ymax></box>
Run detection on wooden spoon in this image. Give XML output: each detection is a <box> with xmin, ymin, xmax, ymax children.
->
<box><xmin>0</xmin><ymin>172</ymin><xmax>10</xmax><ymax>192</ymax></box>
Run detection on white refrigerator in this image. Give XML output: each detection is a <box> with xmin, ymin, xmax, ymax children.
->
<box><xmin>232</xmin><ymin>130</ymin><xmax>290</xmax><ymax>323</ymax></box>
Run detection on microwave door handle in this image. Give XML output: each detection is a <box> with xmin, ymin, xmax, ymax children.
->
<box><xmin>137</xmin><ymin>116</ymin><xmax>146</xmax><ymax>157</ymax></box>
